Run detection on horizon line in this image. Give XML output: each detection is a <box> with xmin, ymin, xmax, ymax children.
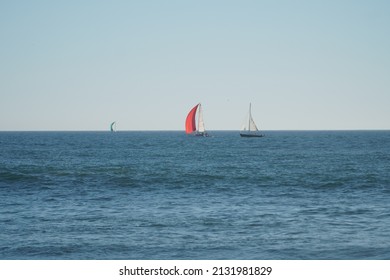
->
<box><xmin>1</xmin><ymin>129</ymin><xmax>389</xmax><ymax>132</ymax></box>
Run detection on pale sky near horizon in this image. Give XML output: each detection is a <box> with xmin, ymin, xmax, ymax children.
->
<box><xmin>1</xmin><ymin>0</ymin><xmax>389</xmax><ymax>131</ymax></box>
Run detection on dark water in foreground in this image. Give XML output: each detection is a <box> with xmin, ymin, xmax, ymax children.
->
<box><xmin>0</xmin><ymin>131</ymin><xmax>389</xmax><ymax>259</ymax></box>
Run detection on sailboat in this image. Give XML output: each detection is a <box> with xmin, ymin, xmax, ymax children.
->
<box><xmin>110</xmin><ymin>121</ymin><xmax>116</xmax><ymax>132</ymax></box>
<box><xmin>240</xmin><ymin>103</ymin><xmax>264</xmax><ymax>137</ymax></box>
<box><xmin>185</xmin><ymin>103</ymin><xmax>209</xmax><ymax>137</ymax></box>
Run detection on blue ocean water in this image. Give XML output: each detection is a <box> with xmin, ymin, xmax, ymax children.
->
<box><xmin>0</xmin><ymin>131</ymin><xmax>389</xmax><ymax>260</ymax></box>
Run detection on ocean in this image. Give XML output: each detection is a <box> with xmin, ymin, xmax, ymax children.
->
<box><xmin>0</xmin><ymin>131</ymin><xmax>389</xmax><ymax>260</ymax></box>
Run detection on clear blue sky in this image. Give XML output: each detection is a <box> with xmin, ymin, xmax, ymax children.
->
<box><xmin>1</xmin><ymin>0</ymin><xmax>389</xmax><ymax>131</ymax></box>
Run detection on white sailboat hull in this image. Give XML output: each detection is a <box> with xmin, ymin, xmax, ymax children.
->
<box><xmin>240</xmin><ymin>132</ymin><xmax>264</xmax><ymax>138</ymax></box>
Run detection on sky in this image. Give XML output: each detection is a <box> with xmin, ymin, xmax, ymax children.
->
<box><xmin>1</xmin><ymin>0</ymin><xmax>389</xmax><ymax>131</ymax></box>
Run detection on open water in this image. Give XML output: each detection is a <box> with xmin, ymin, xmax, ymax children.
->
<box><xmin>0</xmin><ymin>131</ymin><xmax>389</xmax><ymax>259</ymax></box>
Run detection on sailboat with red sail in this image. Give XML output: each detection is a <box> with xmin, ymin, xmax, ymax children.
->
<box><xmin>185</xmin><ymin>103</ymin><xmax>209</xmax><ymax>137</ymax></box>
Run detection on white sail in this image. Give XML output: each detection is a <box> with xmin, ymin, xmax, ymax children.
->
<box><xmin>249</xmin><ymin>115</ymin><xmax>258</xmax><ymax>131</ymax></box>
<box><xmin>241</xmin><ymin>118</ymin><xmax>258</xmax><ymax>131</ymax></box>
<box><xmin>197</xmin><ymin>104</ymin><xmax>206</xmax><ymax>133</ymax></box>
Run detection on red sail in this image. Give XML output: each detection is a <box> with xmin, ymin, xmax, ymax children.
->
<box><xmin>185</xmin><ymin>104</ymin><xmax>199</xmax><ymax>134</ymax></box>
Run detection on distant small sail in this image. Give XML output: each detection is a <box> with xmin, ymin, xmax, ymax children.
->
<box><xmin>110</xmin><ymin>121</ymin><xmax>116</xmax><ymax>132</ymax></box>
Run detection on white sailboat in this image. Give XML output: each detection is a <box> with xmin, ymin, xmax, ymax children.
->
<box><xmin>240</xmin><ymin>103</ymin><xmax>264</xmax><ymax>137</ymax></box>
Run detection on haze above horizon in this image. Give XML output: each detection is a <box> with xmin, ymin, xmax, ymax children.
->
<box><xmin>1</xmin><ymin>1</ymin><xmax>389</xmax><ymax>131</ymax></box>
